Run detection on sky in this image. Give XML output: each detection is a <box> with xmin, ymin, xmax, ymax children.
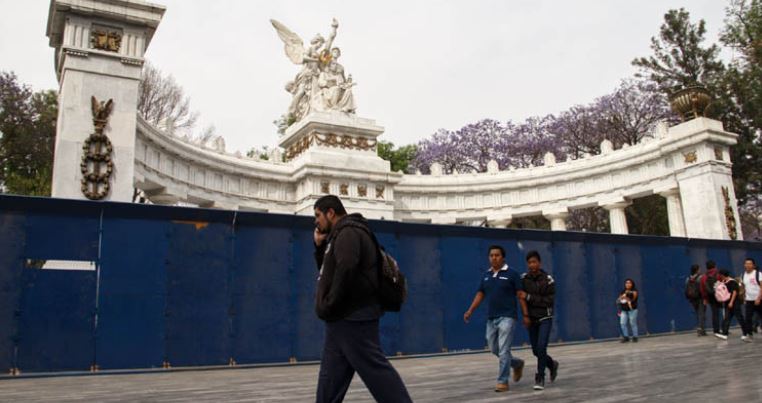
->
<box><xmin>0</xmin><ymin>0</ymin><xmax>730</xmax><ymax>154</ymax></box>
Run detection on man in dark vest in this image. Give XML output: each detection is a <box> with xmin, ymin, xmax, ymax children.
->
<box><xmin>313</xmin><ymin>195</ymin><xmax>412</xmax><ymax>403</ymax></box>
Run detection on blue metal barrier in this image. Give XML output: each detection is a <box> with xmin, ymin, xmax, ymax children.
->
<box><xmin>1</xmin><ymin>194</ymin><xmax>760</xmax><ymax>374</ymax></box>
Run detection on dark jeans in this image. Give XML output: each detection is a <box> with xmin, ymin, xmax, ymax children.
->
<box><xmin>743</xmin><ymin>301</ymin><xmax>762</xmax><ymax>336</ymax></box>
<box><xmin>316</xmin><ymin>319</ymin><xmax>412</xmax><ymax>403</ymax></box>
<box><xmin>721</xmin><ymin>301</ymin><xmax>743</xmax><ymax>335</ymax></box>
<box><xmin>708</xmin><ymin>300</ymin><xmax>721</xmax><ymax>334</ymax></box>
<box><xmin>690</xmin><ymin>299</ymin><xmax>706</xmax><ymax>333</ymax></box>
<box><xmin>528</xmin><ymin>319</ymin><xmax>554</xmax><ymax>377</ymax></box>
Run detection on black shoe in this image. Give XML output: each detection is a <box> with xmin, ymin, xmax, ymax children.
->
<box><xmin>533</xmin><ymin>373</ymin><xmax>545</xmax><ymax>391</ymax></box>
<box><xmin>621</xmin><ymin>337</ymin><xmax>630</xmax><ymax>343</ymax></box>
<box><xmin>632</xmin><ymin>337</ymin><xmax>638</xmax><ymax>343</ymax></box>
<box><xmin>549</xmin><ymin>360</ymin><xmax>559</xmax><ymax>383</ymax></box>
<box><xmin>513</xmin><ymin>360</ymin><xmax>524</xmax><ymax>383</ymax></box>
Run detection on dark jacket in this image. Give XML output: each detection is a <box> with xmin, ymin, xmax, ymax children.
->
<box><xmin>521</xmin><ymin>270</ymin><xmax>556</xmax><ymax>321</ymax></box>
<box><xmin>314</xmin><ymin>214</ymin><xmax>380</xmax><ymax>322</ymax></box>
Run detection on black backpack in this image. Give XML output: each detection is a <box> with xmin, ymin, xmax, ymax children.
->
<box><xmin>375</xmin><ymin>247</ymin><xmax>407</xmax><ymax>312</ymax></box>
<box><xmin>346</xmin><ymin>223</ymin><xmax>408</xmax><ymax>312</ymax></box>
<box><xmin>685</xmin><ymin>276</ymin><xmax>700</xmax><ymax>300</ymax></box>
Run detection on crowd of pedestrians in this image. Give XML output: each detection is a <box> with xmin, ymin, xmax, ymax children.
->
<box><xmin>684</xmin><ymin>259</ymin><xmax>761</xmax><ymax>342</ymax></box>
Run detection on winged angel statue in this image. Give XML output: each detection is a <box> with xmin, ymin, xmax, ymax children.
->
<box><xmin>271</xmin><ymin>18</ymin><xmax>357</xmax><ymax>134</ymax></box>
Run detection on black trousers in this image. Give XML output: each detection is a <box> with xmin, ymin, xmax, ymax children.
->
<box><xmin>743</xmin><ymin>301</ymin><xmax>762</xmax><ymax>336</ymax></box>
<box><xmin>708</xmin><ymin>300</ymin><xmax>721</xmax><ymax>334</ymax></box>
<box><xmin>690</xmin><ymin>299</ymin><xmax>706</xmax><ymax>333</ymax></box>
<box><xmin>721</xmin><ymin>301</ymin><xmax>743</xmax><ymax>335</ymax></box>
<box><xmin>528</xmin><ymin>319</ymin><xmax>554</xmax><ymax>377</ymax></box>
<box><xmin>316</xmin><ymin>319</ymin><xmax>412</xmax><ymax>403</ymax></box>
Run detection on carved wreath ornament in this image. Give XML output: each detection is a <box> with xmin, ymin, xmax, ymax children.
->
<box><xmin>80</xmin><ymin>96</ymin><xmax>115</xmax><ymax>200</ymax></box>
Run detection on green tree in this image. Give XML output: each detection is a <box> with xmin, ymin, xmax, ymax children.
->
<box><xmin>632</xmin><ymin>8</ymin><xmax>725</xmax><ymax>93</ymax></box>
<box><xmin>720</xmin><ymin>0</ymin><xmax>762</xmax><ymax>238</ymax></box>
<box><xmin>0</xmin><ymin>72</ymin><xmax>56</xmax><ymax>196</ymax></box>
<box><xmin>377</xmin><ymin>141</ymin><xmax>417</xmax><ymax>173</ymax></box>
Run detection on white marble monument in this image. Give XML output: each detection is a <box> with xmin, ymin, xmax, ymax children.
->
<box><xmin>46</xmin><ymin>1</ymin><xmax>744</xmax><ymax>240</ymax></box>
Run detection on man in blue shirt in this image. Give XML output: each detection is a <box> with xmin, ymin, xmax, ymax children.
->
<box><xmin>464</xmin><ymin>245</ymin><xmax>525</xmax><ymax>392</ymax></box>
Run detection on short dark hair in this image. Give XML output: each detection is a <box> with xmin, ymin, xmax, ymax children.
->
<box><xmin>706</xmin><ymin>260</ymin><xmax>716</xmax><ymax>270</ymax></box>
<box><xmin>525</xmin><ymin>250</ymin><xmax>541</xmax><ymax>262</ymax></box>
<box><xmin>314</xmin><ymin>195</ymin><xmax>347</xmax><ymax>215</ymax></box>
<box><xmin>719</xmin><ymin>269</ymin><xmax>731</xmax><ymax>277</ymax></box>
<box><xmin>745</xmin><ymin>257</ymin><xmax>756</xmax><ymax>265</ymax></box>
<box><xmin>488</xmin><ymin>245</ymin><xmax>505</xmax><ymax>258</ymax></box>
<box><xmin>690</xmin><ymin>264</ymin><xmax>700</xmax><ymax>275</ymax></box>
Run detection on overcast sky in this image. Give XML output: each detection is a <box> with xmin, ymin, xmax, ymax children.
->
<box><xmin>1</xmin><ymin>0</ymin><xmax>730</xmax><ymax>154</ymax></box>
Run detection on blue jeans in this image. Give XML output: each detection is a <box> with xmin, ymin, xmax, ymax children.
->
<box><xmin>486</xmin><ymin>317</ymin><xmax>524</xmax><ymax>384</ymax></box>
<box><xmin>620</xmin><ymin>309</ymin><xmax>638</xmax><ymax>337</ymax></box>
<box><xmin>528</xmin><ymin>319</ymin><xmax>554</xmax><ymax>376</ymax></box>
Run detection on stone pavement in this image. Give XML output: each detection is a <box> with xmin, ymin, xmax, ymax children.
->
<box><xmin>2</xmin><ymin>332</ymin><xmax>761</xmax><ymax>402</ymax></box>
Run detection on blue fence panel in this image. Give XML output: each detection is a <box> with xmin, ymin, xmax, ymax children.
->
<box><xmin>396</xmin><ymin>231</ymin><xmax>443</xmax><ymax>355</ymax></box>
<box><xmin>231</xmin><ymin>217</ymin><xmax>294</xmax><ymax>364</ymax></box>
<box><xmin>291</xmin><ymin>220</ymin><xmax>324</xmax><ymax>362</ymax></box>
<box><xmin>164</xmin><ymin>221</ymin><xmax>232</xmax><ymax>367</ymax></box>
<box><xmin>0</xmin><ymin>212</ymin><xmax>26</xmax><ymax>371</ymax></box>
<box><xmin>16</xmin><ymin>269</ymin><xmax>96</xmax><ymax>372</ymax></box>
<box><xmin>372</xmin><ymin>224</ymin><xmax>403</xmax><ymax>357</ymax></box>
<box><xmin>640</xmin><ymin>243</ymin><xmax>692</xmax><ymax>334</ymax></box>
<box><xmin>440</xmin><ymin>234</ymin><xmax>485</xmax><ymax>351</ymax></box>
<box><xmin>586</xmin><ymin>242</ymin><xmax>619</xmax><ymax>339</ymax></box>
<box><xmin>96</xmin><ymin>216</ymin><xmax>169</xmax><ymax>370</ymax></box>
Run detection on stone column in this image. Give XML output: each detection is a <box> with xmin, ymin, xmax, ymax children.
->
<box><xmin>659</xmin><ymin>189</ymin><xmax>687</xmax><ymax>237</ymax></box>
<box><xmin>604</xmin><ymin>202</ymin><xmax>630</xmax><ymax>235</ymax></box>
<box><xmin>47</xmin><ymin>1</ymin><xmax>165</xmax><ymax>202</ymax></box>
<box><xmin>543</xmin><ymin>212</ymin><xmax>569</xmax><ymax>231</ymax></box>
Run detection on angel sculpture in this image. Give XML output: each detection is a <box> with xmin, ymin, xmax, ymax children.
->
<box><xmin>271</xmin><ymin>18</ymin><xmax>357</xmax><ymax>133</ymax></box>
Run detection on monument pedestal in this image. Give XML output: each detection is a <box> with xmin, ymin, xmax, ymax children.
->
<box><xmin>47</xmin><ymin>0</ymin><xmax>165</xmax><ymax>202</ymax></box>
<box><xmin>279</xmin><ymin>111</ymin><xmax>401</xmax><ymax>219</ymax></box>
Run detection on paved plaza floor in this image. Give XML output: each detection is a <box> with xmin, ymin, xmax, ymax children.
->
<box><xmin>2</xmin><ymin>332</ymin><xmax>761</xmax><ymax>402</ymax></box>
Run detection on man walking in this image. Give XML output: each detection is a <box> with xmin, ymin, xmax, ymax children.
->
<box><xmin>700</xmin><ymin>260</ymin><xmax>721</xmax><ymax>337</ymax></box>
<box><xmin>685</xmin><ymin>264</ymin><xmax>706</xmax><ymax>336</ymax></box>
<box><xmin>518</xmin><ymin>250</ymin><xmax>560</xmax><ymax>391</ymax></box>
<box><xmin>464</xmin><ymin>245</ymin><xmax>525</xmax><ymax>392</ymax></box>
<box><xmin>741</xmin><ymin>258</ymin><xmax>761</xmax><ymax>342</ymax></box>
<box><xmin>312</xmin><ymin>195</ymin><xmax>412</xmax><ymax>403</ymax></box>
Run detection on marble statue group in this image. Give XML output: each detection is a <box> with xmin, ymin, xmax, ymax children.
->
<box><xmin>271</xmin><ymin>18</ymin><xmax>357</xmax><ymax>133</ymax></box>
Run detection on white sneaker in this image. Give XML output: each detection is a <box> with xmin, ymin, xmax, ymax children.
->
<box><xmin>715</xmin><ymin>333</ymin><xmax>728</xmax><ymax>340</ymax></box>
<box><xmin>742</xmin><ymin>335</ymin><xmax>753</xmax><ymax>343</ymax></box>
<box><xmin>741</xmin><ymin>335</ymin><xmax>747</xmax><ymax>342</ymax></box>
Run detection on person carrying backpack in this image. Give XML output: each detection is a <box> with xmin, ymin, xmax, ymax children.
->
<box><xmin>741</xmin><ymin>258</ymin><xmax>761</xmax><ymax>342</ymax></box>
<box><xmin>312</xmin><ymin>195</ymin><xmax>412</xmax><ymax>403</ymax></box>
<box><xmin>685</xmin><ymin>264</ymin><xmax>706</xmax><ymax>336</ymax></box>
<box><xmin>700</xmin><ymin>260</ymin><xmax>721</xmax><ymax>336</ymax></box>
<box><xmin>716</xmin><ymin>269</ymin><xmax>741</xmax><ymax>340</ymax></box>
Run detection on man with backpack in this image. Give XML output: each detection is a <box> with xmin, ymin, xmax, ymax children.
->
<box><xmin>464</xmin><ymin>245</ymin><xmax>526</xmax><ymax>393</ymax></box>
<box><xmin>685</xmin><ymin>264</ymin><xmax>706</xmax><ymax>336</ymax></box>
<box><xmin>312</xmin><ymin>195</ymin><xmax>412</xmax><ymax>403</ymax></box>
<box><xmin>700</xmin><ymin>260</ymin><xmax>722</xmax><ymax>337</ymax></box>
<box><xmin>741</xmin><ymin>258</ymin><xmax>761</xmax><ymax>342</ymax></box>
<box><xmin>716</xmin><ymin>269</ymin><xmax>741</xmax><ymax>340</ymax></box>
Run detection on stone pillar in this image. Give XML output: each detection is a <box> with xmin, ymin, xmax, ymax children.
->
<box><xmin>604</xmin><ymin>202</ymin><xmax>630</xmax><ymax>235</ymax></box>
<box><xmin>671</xmin><ymin>118</ymin><xmax>742</xmax><ymax>240</ymax></box>
<box><xmin>659</xmin><ymin>189</ymin><xmax>687</xmax><ymax>237</ymax></box>
<box><xmin>543</xmin><ymin>212</ymin><xmax>568</xmax><ymax>231</ymax></box>
<box><xmin>47</xmin><ymin>1</ymin><xmax>165</xmax><ymax>202</ymax></box>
